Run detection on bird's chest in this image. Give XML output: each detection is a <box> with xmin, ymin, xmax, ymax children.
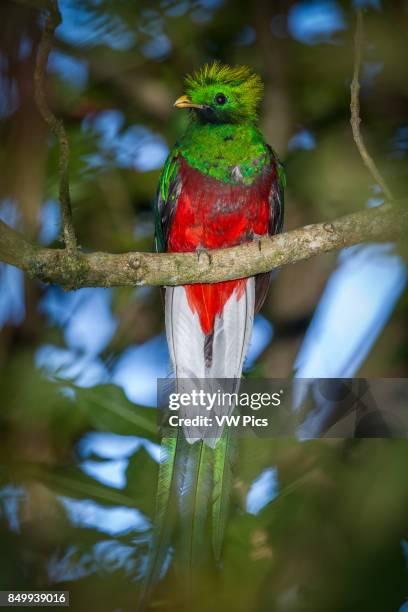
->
<box><xmin>168</xmin><ymin>158</ymin><xmax>273</xmax><ymax>252</ymax></box>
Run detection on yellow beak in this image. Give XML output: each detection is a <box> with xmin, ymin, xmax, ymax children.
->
<box><xmin>174</xmin><ymin>95</ymin><xmax>204</xmax><ymax>110</ymax></box>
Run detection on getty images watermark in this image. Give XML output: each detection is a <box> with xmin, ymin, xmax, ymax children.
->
<box><xmin>168</xmin><ymin>390</ymin><xmax>283</xmax><ymax>418</ymax></box>
<box><xmin>157</xmin><ymin>378</ymin><xmax>408</xmax><ymax>439</ymax></box>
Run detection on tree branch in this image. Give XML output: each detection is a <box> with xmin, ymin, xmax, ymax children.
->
<box><xmin>33</xmin><ymin>0</ymin><xmax>77</xmax><ymax>253</ymax></box>
<box><xmin>2</xmin><ymin>4</ymin><xmax>405</xmax><ymax>293</ymax></box>
<box><xmin>0</xmin><ymin>203</ymin><xmax>406</xmax><ymax>290</ymax></box>
<box><xmin>350</xmin><ymin>10</ymin><xmax>394</xmax><ymax>201</ymax></box>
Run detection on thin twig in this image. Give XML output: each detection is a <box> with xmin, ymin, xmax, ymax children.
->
<box><xmin>350</xmin><ymin>10</ymin><xmax>393</xmax><ymax>201</ymax></box>
<box><xmin>33</xmin><ymin>0</ymin><xmax>77</xmax><ymax>253</ymax></box>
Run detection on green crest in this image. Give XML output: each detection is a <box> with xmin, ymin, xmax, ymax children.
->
<box><xmin>185</xmin><ymin>61</ymin><xmax>264</xmax><ymax>123</ymax></box>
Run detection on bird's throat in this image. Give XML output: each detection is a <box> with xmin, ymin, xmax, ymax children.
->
<box><xmin>178</xmin><ymin>122</ymin><xmax>270</xmax><ymax>185</ymax></box>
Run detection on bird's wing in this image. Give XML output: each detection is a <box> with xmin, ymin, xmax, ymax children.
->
<box><xmin>254</xmin><ymin>148</ymin><xmax>285</xmax><ymax>313</ymax></box>
<box><xmin>155</xmin><ymin>152</ymin><xmax>182</xmax><ymax>253</ymax></box>
<box><xmin>270</xmin><ymin>149</ymin><xmax>285</xmax><ymax>235</ymax></box>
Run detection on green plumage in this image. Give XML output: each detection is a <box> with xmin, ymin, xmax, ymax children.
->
<box><xmin>178</xmin><ymin>122</ymin><xmax>270</xmax><ymax>184</ymax></box>
<box><xmin>212</xmin><ymin>429</ymin><xmax>235</xmax><ymax>562</ymax></box>
<box><xmin>185</xmin><ymin>61</ymin><xmax>264</xmax><ymax>123</ymax></box>
<box><xmin>179</xmin><ymin>441</ymin><xmax>213</xmax><ymax>593</ymax></box>
<box><xmin>138</xmin><ymin>434</ymin><xmax>182</xmax><ymax>607</ymax></box>
<box><xmin>155</xmin><ymin>155</ymin><xmax>179</xmax><ymax>252</ymax></box>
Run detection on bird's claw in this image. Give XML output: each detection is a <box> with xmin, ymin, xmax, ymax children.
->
<box><xmin>249</xmin><ymin>231</ymin><xmax>263</xmax><ymax>253</ymax></box>
<box><xmin>196</xmin><ymin>245</ymin><xmax>212</xmax><ymax>265</ymax></box>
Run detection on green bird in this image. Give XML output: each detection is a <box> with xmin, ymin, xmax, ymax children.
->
<box><xmin>141</xmin><ymin>62</ymin><xmax>285</xmax><ymax>603</ymax></box>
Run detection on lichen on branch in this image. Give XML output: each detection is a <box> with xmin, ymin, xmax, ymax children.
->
<box><xmin>0</xmin><ymin>203</ymin><xmax>406</xmax><ymax>290</ymax></box>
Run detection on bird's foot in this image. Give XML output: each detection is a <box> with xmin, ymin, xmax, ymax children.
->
<box><xmin>196</xmin><ymin>245</ymin><xmax>212</xmax><ymax>265</ymax></box>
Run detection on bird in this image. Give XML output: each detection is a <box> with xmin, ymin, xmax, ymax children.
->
<box><xmin>157</xmin><ymin>62</ymin><xmax>284</xmax><ymax>382</ymax></box>
<box><xmin>141</xmin><ymin>62</ymin><xmax>285</xmax><ymax>602</ymax></box>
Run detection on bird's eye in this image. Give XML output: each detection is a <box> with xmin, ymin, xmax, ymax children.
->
<box><xmin>215</xmin><ymin>93</ymin><xmax>227</xmax><ymax>105</ymax></box>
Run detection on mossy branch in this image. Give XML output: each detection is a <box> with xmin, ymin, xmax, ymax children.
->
<box><xmin>0</xmin><ymin>203</ymin><xmax>406</xmax><ymax>290</ymax></box>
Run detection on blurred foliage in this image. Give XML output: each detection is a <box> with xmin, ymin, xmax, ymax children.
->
<box><xmin>0</xmin><ymin>0</ymin><xmax>408</xmax><ymax>610</ymax></box>
<box><xmin>1</xmin><ymin>363</ymin><xmax>408</xmax><ymax>610</ymax></box>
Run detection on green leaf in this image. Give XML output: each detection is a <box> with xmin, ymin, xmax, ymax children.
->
<box><xmin>73</xmin><ymin>384</ymin><xmax>159</xmax><ymax>441</ymax></box>
<box><xmin>20</xmin><ymin>462</ymin><xmax>139</xmax><ymax>508</ymax></box>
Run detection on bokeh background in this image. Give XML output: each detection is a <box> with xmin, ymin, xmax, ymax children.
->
<box><xmin>0</xmin><ymin>0</ymin><xmax>407</xmax><ymax>610</ymax></box>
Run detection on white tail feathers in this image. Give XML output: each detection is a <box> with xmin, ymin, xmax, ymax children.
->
<box><xmin>165</xmin><ymin>279</ymin><xmax>255</xmax><ymax>446</ymax></box>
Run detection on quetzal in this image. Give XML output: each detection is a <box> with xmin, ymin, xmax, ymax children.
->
<box><xmin>142</xmin><ymin>62</ymin><xmax>284</xmax><ymax>601</ymax></box>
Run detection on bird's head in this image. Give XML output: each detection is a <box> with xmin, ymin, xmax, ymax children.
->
<box><xmin>174</xmin><ymin>62</ymin><xmax>263</xmax><ymax>124</ymax></box>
